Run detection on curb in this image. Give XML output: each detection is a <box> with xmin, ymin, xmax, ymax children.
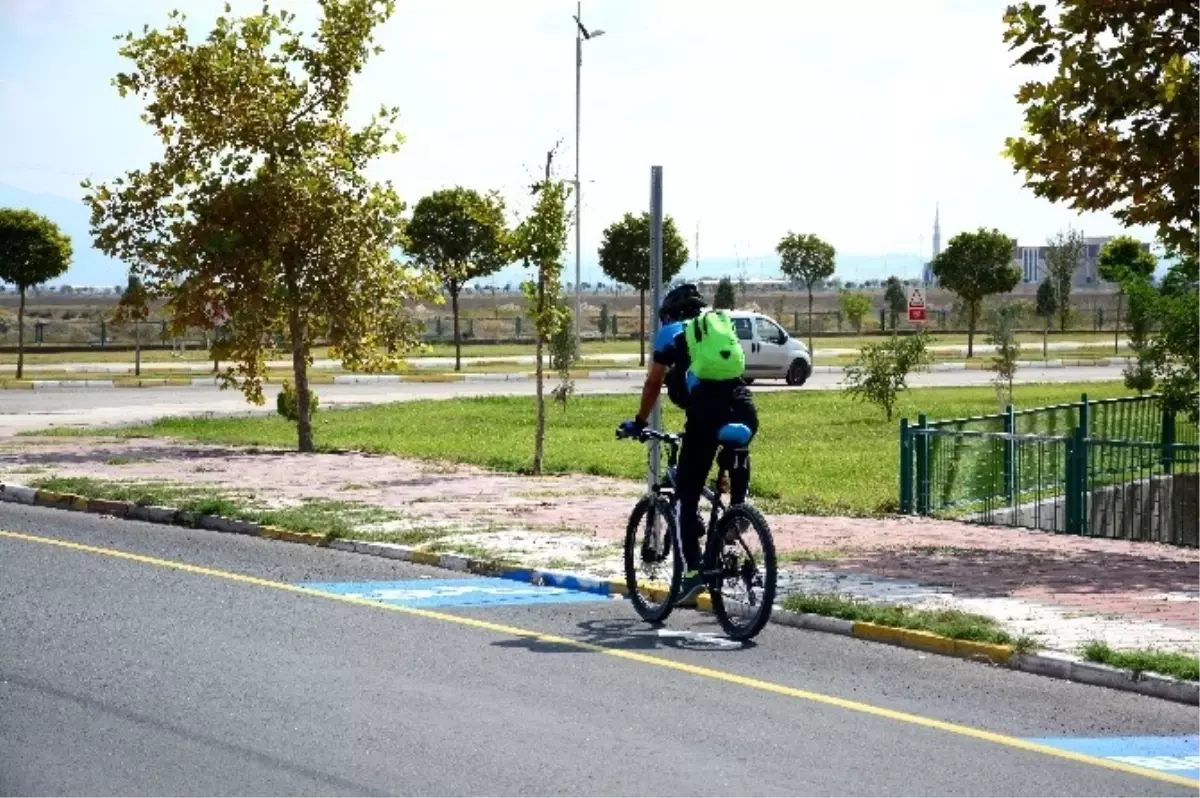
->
<box><xmin>2</xmin><ymin>480</ymin><xmax>1195</xmax><ymax>705</ymax></box>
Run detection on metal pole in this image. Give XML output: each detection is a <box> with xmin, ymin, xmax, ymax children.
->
<box><xmin>573</xmin><ymin>1</ymin><xmax>583</xmax><ymax>355</ymax></box>
<box><xmin>648</xmin><ymin>166</ymin><xmax>664</xmax><ymax>488</ymax></box>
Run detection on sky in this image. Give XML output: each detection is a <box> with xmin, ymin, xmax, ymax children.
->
<box><xmin>0</xmin><ymin>0</ymin><xmax>1158</xmax><ymax>286</ymax></box>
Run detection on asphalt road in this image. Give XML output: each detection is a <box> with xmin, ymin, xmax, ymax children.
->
<box><xmin>1</xmin><ymin>503</ymin><xmax>1195</xmax><ymax>796</ymax></box>
<box><xmin>0</xmin><ymin>365</ymin><xmax>1126</xmax><ymax>437</ymax></box>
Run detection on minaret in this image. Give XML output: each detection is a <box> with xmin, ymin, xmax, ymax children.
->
<box><xmin>924</xmin><ymin>203</ymin><xmax>942</xmax><ymax>286</ymax></box>
<box><xmin>932</xmin><ymin>203</ymin><xmax>942</xmax><ymax>260</ymax></box>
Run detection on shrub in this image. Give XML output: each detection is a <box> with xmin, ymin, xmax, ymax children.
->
<box><xmin>844</xmin><ymin>331</ymin><xmax>931</xmax><ymax>421</ymax></box>
<box><xmin>276</xmin><ymin>380</ymin><xmax>319</xmax><ymax>422</ymax></box>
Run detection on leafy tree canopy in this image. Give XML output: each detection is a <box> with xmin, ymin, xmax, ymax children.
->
<box><xmin>0</xmin><ymin>208</ymin><xmax>72</xmax><ymax>292</ymax></box>
<box><xmin>1004</xmin><ymin>1</ymin><xmax>1199</xmax><ymax>257</ymax></box>
<box><xmin>776</xmin><ymin>232</ymin><xmax>835</xmax><ymax>287</ymax></box>
<box><xmin>597</xmin><ymin>212</ymin><xmax>688</xmax><ymax>291</ymax></box>
<box><xmin>82</xmin><ymin>0</ymin><xmax>436</xmax><ymax>451</ymax></box>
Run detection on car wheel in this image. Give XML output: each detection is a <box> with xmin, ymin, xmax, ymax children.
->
<box><xmin>786</xmin><ymin>359</ymin><xmax>810</xmax><ymax>387</ymax></box>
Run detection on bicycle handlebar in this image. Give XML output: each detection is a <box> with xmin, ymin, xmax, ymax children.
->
<box><xmin>615</xmin><ymin>426</ymin><xmax>681</xmax><ymax>447</ymax></box>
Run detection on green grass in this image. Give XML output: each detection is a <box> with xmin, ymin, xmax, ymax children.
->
<box><xmin>30</xmin><ymin>476</ymin><xmax>404</xmax><ymax>539</ymax></box>
<box><xmin>780</xmin><ymin>548</ymin><xmax>846</xmax><ymax>563</ymax></box>
<box><xmin>782</xmin><ymin>592</ymin><xmax>1037</xmax><ymax>650</ymax></box>
<box><xmin>1081</xmin><ymin>641</ymin><xmax>1199</xmax><ymax>681</ymax></box>
<box><xmin>816</xmin><ymin>347</ymin><xmax>1123</xmax><ymax>368</ymax></box>
<box><xmin>29</xmin><ymin>381</ymin><xmax>1137</xmax><ymax>517</ymax></box>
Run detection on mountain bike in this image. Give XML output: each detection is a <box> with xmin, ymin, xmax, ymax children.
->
<box><xmin>615</xmin><ymin>424</ymin><xmax>777</xmax><ymax>641</ymax></box>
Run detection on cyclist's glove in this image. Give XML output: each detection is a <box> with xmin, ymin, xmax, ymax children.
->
<box><xmin>617</xmin><ymin>417</ymin><xmax>647</xmax><ymax>439</ymax></box>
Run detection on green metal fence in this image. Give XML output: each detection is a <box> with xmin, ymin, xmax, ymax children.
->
<box><xmin>1085</xmin><ymin>438</ymin><xmax>1199</xmax><ymax>545</ymax></box>
<box><xmin>900</xmin><ymin>393</ymin><xmax>1199</xmax><ymax>546</ymax></box>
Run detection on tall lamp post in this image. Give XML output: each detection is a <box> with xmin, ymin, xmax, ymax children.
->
<box><xmin>573</xmin><ymin>2</ymin><xmax>604</xmax><ymax>354</ymax></box>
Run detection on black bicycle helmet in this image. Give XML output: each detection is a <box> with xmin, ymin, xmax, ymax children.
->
<box><xmin>659</xmin><ymin>282</ymin><xmax>707</xmax><ymax>323</ymax></box>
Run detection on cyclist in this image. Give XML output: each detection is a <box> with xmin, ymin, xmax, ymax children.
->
<box><xmin>618</xmin><ymin>282</ymin><xmax>758</xmax><ymax>602</ymax></box>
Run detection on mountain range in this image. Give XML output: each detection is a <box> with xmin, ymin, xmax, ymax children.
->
<box><xmin>1</xmin><ymin>183</ymin><xmax>928</xmax><ymax>288</ymax></box>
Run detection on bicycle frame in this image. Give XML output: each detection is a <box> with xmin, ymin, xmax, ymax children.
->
<box><xmin>638</xmin><ymin>428</ymin><xmax>729</xmax><ymax>548</ymax></box>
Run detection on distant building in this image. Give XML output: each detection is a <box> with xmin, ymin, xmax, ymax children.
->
<box><xmin>1015</xmin><ymin>236</ymin><xmax>1153</xmax><ymax>286</ymax></box>
<box><xmin>924</xmin><ymin>220</ymin><xmax>1150</xmax><ymax>288</ymax></box>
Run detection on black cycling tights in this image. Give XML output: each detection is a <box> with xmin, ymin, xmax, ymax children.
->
<box><xmin>676</xmin><ymin>437</ymin><xmax>752</xmax><ymax>570</ymax></box>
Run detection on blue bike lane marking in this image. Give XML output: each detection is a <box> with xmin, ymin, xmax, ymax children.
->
<box><xmin>294</xmin><ymin>577</ymin><xmax>610</xmax><ymax>609</ymax></box>
<box><xmin>1024</xmin><ymin>735</ymin><xmax>1198</xmax><ymax>780</ymax></box>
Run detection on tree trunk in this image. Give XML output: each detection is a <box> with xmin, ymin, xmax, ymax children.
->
<box><xmin>638</xmin><ymin>288</ymin><xmax>646</xmax><ymax>367</ymax></box>
<box><xmin>451</xmin><ymin>285</ymin><xmax>462</xmax><ymax>372</ymax></box>
<box><xmin>533</xmin><ymin>275</ymin><xmax>546</xmax><ymax>475</ymax></box>
<box><xmin>1113</xmin><ymin>291</ymin><xmax>1122</xmax><ymax>355</ymax></box>
<box><xmin>967</xmin><ymin>301</ymin><xmax>978</xmax><ymax>358</ymax></box>
<box><xmin>806</xmin><ymin>285</ymin><xmax>814</xmax><ymax>353</ymax></box>
<box><xmin>1043</xmin><ymin>318</ymin><xmax>1048</xmax><ymax>359</ymax></box>
<box><xmin>289</xmin><ymin>308</ymin><xmax>314</xmax><ymax>453</ymax></box>
<box><xmin>1059</xmin><ymin>290</ymin><xmax>1069</xmax><ymax>333</ymax></box>
<box><xmin>16</xmin><ymin>286</ymin><xmax>25</xmax><ymax>380</ymax></box>
<box><xmin>134</xmin><ymin>322</ymin><xmax>141</xmax><ymax>377</ymax></box>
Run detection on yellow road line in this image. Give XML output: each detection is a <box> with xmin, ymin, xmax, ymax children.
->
<box><xmin>2</xmin><ymin>528</ymin><xmax>1195</xmax><ymax>790</ymax></box>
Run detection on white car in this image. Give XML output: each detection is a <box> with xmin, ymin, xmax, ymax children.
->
<box><xmin>727</xmin><ymin>310</ymin><xmax>813</xmax><ymax>386</ymax></box>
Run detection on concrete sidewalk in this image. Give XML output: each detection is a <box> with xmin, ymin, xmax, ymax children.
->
<box><xmin>2</xmin><ymin>434</ymin><xmax>1193</xmax><ymax>660</ymax></box>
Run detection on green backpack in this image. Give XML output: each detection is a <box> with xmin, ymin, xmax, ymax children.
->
<box><xmin>684</xmin><ymin>310</ymin><xmax>746</xmax><ymax>381</ymax></box>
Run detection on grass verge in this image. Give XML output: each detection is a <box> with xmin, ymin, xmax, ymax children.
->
<box><xmin>780</xmin><ymin>548</ymin><xmax>846</xmax><ymax>563</ymax></box>
<box><xmin>1081</xmin><ymin>641</ymin><xmax>1200</xmax><ymax>682</ymax></box>
<box><xmin>781</xmin><ymin>592</ymin><xmax>1037</xmax><ymax>651</ymax></box>
<box><xmin>30</xmin><ymin>476</ymin><xmax>405</xmax><ymax>540</ymax></box>
<box><xmin>30</xmin><ymin>381</ymin><xmax>1140</xmax><ymax>517</ymax></box>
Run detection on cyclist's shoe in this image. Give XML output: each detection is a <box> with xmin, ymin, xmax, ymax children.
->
<box><xmin>676</xmin><ymin>569</ymin><xmax>707</xmax><ymax>606</ymax></box>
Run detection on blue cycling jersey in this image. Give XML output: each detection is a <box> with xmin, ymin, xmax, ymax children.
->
<box><xmin>651</xmin><ymin>321</ymin><xmax>696</xmax><ymax>409</ymax></box>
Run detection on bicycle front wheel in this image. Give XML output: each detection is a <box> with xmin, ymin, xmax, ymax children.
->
<box><xmin>624</xmin><ymin>495</ymin><xmax>682</xmax><ymax>624</ymax></box>
<box><xmin>710</xmin><ymin>504</ymin><xmax>777</xmax><ymax>641</ymax></box>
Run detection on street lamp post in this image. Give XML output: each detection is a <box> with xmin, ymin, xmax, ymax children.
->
<box><xmin>574</xmin><ymin>2</ymin><xmax>604</xmax><ymax>355</ymax></box>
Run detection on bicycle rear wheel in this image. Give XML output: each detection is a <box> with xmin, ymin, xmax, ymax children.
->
<box><xmin>710</xmin><ymin>504</ymin><xmax>776</xmax><ymax>641</ymax></box>
<box><xmin>624</xmin><ymin>495</ymin><xmax>682</xmax><ymax>624</ymax></box>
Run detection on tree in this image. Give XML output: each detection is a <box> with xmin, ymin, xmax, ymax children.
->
<box><xmin>548</xmin><ymin>296</ymin><xmax>575</xmax><ymax>411</ymax></box>
<box><xmin>844</xmin><ymin>331</ymin><xmax>931</xmax><ymax>422</ymax></box>
<box><xmin>404</xmin><ymin>187</ymin><xmax>510</xmax><ymax>371</ymax></box>
<box><xmin>1004</xmin><ymin>1</ymin><xmax>1198</xmax><ymax>259</ymax></box>
<box><xmin>713</xmin><ymin>276</ymin><xmax>736</xmax><ymax>309</ymax></box>
<box><xmin>776</xmin><ymin>232</ymin><xmax>835</xmax><ymax>351</ymax></box>
<box><xmin>0</xmin><ymin>208</ymin><xmax>71</xmax><ymax>378</ymax></box>
<box><xmin>987</xmin><ymin>305</ymin><xmax>1022</xmax><ymax>405</ymax></box>
<box><xmin>515</xmin><ymin>149</ymin><xmax>572</xmax><ymax>474</ymax></box>
<box><xmin>931</xmin><ymin>228</ymin><xmax>1021</xmax><ymax>357</ymax></box>
<box><xmin>1098</xmin><ymin>235</ymin><xmax>1157</xmax><ymax>354</ymax></box>
<box><xmin>1146</xmin><ymin>255</ymin><xmax>1198</xmax><ymax>420</ymax></box>
<box><xmin>1035</xmin><ymin>276</ymin><xmax>1057</xmax><ymax>357</ymax></box>
<box><xmin>114</xmin><ymin>272</ymin><xmax>150</xmax><ymax>377</ymax></box>
<box><xmin>883</xmin><ymin>276</ymin><xmax>907</xmax><ymax>330</ymax></box>
<box><xmin>1121</xmin><ymin>278</ymin><xmax>1157</xmax><ymax>394</ymax></box>
<box><xmin>597</xmin><ymin>211</ymin><xmax>688</xmax><ymax>366</ymax></box>
<box><xmin>82</xmin><ymin>1</ymin><xmax>434</xmax><ymax>453</ymax></box>
<box><xmin>839</xmin><ymin>290</ymin><xmax>872</xmax><ymax>333</ymax></box>
<box><xmin>1043</xmin><ymin>229</ymin><xmax>1083</xmax><ymax>332</ymax></box>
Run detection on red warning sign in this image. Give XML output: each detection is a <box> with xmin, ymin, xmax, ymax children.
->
<box><xmin>908</xmin><ymin>288</ymin><xmax>927</xmax><ymax>322</ymax></box>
